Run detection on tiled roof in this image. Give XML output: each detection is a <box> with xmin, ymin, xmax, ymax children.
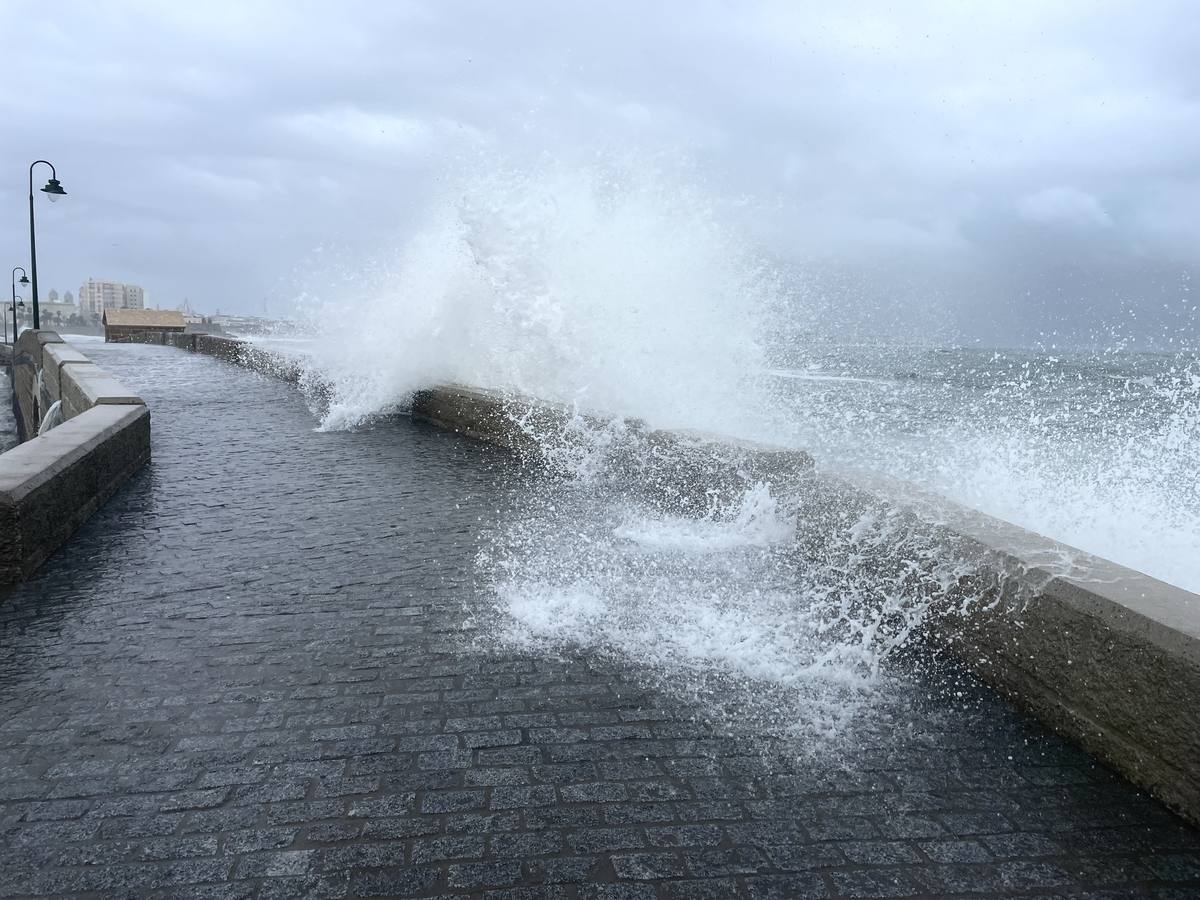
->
<box><xmin>102</xmin><ymin>309</ymin><xmax>186</xmax><ymax>328</ymax></box>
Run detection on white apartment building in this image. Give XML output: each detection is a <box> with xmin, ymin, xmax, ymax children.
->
<box><xmin>78</xmin><ymin>278</ymin><xmax>145</xmax><ymax>315</ymax></box>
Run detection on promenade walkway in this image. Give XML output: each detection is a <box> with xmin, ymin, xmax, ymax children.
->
<box><xmin>1</xmin><ymin>342</ymin><xmax>1198</xmax><ymax>899</ymax></box>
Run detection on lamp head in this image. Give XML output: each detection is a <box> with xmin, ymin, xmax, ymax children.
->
<box><xmin>41</xmin><ymin>178</ymin><xmax>66</xmax><ymax>202</ymax></box>
<box><xmin>18</xmin><ymin>274</ymin><xmax>29</xmax><ymax>286</ymax></box>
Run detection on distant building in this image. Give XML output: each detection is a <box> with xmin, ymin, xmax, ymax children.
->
<box><xmin>103</xmin><ymin>308</ymin><xmax>185</xmax><ymax>343</ymax></box>
<box><xmin>79</xmin><ymin>278</ymin><xmax>145</xmax><ymax>315</ymax></box>
<box><xmin>48</xmin><ymin>289</ymin><xmax>59</xmax><ymax>302</ymax></box>
<box><xmin>63</xmin><ymin>290</ymin><xmax>74</xmax><ymax>305</ymax></box>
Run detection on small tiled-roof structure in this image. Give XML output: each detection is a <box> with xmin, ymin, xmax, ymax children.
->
<box><xmin>102</xmin><ymin>309</ymin><xmax>186</xmax><ymax>329</ymax></box>
<box><xmin>103</xmin><ymin>308</ymin><xmax>186</xmax><ymax>343</ymax></box>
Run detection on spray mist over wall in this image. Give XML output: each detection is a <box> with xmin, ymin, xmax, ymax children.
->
<box><xmin>297</xmin><ymin>157</ymin><xmax>786</xmax><ymax>438</ymax></box>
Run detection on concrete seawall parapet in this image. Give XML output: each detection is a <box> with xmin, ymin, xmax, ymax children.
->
<box><xmin>0</xmin><ymin>405</ymin><xmax>149</xmax><ymax>583</ymax></box>
<box><xmin>169</xmin><ymin>334</ymin><xmax>1200</xmax><ymax>825</ymax></box>
<box><xmin>12</xmin><ymin>330</ymin><xmax>64</xmax><ymax>442</ymax></box>
<box><xmin>821</xmin><ymin>467</ymin><xmax>1200</xmax><ymax>824</ymax></box>
<box><xmin>184</xmin><ymin>334</ymin><xmax>303</xmax><ymax>382</ymax></box>
<box><xmin>1</xmin><ymin>330</ymin><xmax>150</xmax><ymax>586</ymax></box>
<box><xmin>410</xmin><ymin>384</ymin><xmax>815</xmax><ymax>512</ymax></box>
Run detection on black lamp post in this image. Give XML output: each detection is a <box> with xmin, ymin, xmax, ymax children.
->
<box><xmin>28</xmin><ymin>160</ymin><xmax>67</xmax><ymax>331</ymax></box>
<box><xmin>4</xmin><ymin>300</ymin><xmax>25</xmax><ymax>345</ymax></box>
<box><xmin>10</xmin><ymin>267</ymin><xmax>29</xmax><ymax>343</ymax></box>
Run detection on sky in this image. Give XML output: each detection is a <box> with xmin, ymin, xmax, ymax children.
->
<box><xmin>1</xmin><ymin>0</ymin><xmax>1198</xmax><ymax>346</ymax></box>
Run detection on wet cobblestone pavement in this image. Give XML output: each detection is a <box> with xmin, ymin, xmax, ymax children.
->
<box><xmin>2</xmin><ymin>342</ymin><xmax>1199</xmax><ymax>899</ymax></box>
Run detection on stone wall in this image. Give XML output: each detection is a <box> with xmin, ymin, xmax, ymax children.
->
<box><xmin>170</xmin><ymin>334</ymin><xmax>1200</xmax><ymax>825</ymax></box>
<box><xmin>410</xmin><ymin>384</ymin><xmax>814</xmax><ymax>514</ymax></box>
<box><xmin>104</xmin><ymin>326</ymin><xmax>186</xmax><ymax>344</ymax></box>
<box><xmin>177</xmin><ymin>333</ymin><xmax>304</xmax><ymax>382</ymax></box>
<box><xmin>1</xmin><ymin>330</ymin><xmax>150</xmax><ymax>585</ymax></box>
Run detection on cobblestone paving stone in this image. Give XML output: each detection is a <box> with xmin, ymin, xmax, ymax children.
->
<box><xmin>1</xmin><ymin>342</ymin><xmax>1199</xmax><ymax>899</ymax></box>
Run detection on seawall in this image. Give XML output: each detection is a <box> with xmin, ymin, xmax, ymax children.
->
<box><xmin>1</xmin><ymin>331</ymin><xmax>150</xmax><ymax>585</ymax></box>
<box><xmin>173</xmin><ymin>334</ymin><xmax>1200</xmax><ymax>826</ymax></box>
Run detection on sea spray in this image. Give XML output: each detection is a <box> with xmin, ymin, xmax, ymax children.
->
<box><xmin>477</xmin><ymin>460</ymin><xmax>978</xmax><ymax>745</ymax></box>
<box><xmin>463</xmin><ymin>400</ymin><xmax>980</xmax><ymax>745</ymax></box>
<box><xmin>293</xmin><ymin>156</ymin><xmax>786</xmax><ymax>438</ymax></box>
<box><xmin>776</xmin><ymin>346</ymin><xmax>1200</xmax><ymax>592</ymax></box>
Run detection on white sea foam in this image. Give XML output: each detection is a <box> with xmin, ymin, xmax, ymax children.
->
<box><xmin>614</xmin><ymin>482</ymin><xmax>796</xmax><ymax>552</ymax></box>
<box><xmin>293</xmin><ymin>156</ymin><xmax>783</xmax><ymax>439</ymax></box>
<box><xmin>485</xmin><ymin>481</ymin><xmax>904</xmax><ymax>741</ymax></box>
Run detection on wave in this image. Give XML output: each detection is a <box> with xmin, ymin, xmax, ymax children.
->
<box><xmin>280</xmin><ymin>155</ymin><xmax>1198</xmax><ymax>744</ymax></box>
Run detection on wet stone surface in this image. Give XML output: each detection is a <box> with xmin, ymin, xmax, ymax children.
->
<box><xmin>1</xmin><ymin>341</ymin><xmax>1198</xmax><ymax>899</ymax></box>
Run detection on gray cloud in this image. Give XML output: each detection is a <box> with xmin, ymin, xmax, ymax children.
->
<box><xmin>1</xmin><ymin>0</ymin><xmax>1197</xmax><ymax>345</ymax></box>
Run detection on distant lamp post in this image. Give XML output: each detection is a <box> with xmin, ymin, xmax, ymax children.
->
<box><xmin>10</xmin><ymin>267</ymin><xmax>29</xmax><ymax>343</ymax></box>
<box><xmin>28</xmin><ymin>160</ymin><xmax>67</xmax><ymax>331</ymax></box>
<box><xmin>5</xmin><ymin>299</ymin><xmax>25</xmax><ymax>345</ymax></box>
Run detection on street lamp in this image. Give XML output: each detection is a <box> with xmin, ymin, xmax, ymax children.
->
<box><xmin>4</xmin><ymin>300</ymin><xmax>25</xmax><ymax>345</ymax></box>
<box><xmin>10</xmin><ymin>267</ymin><xmax>29</xmax><ymax>343</ymax></box>
<box><xmin>28</xmin><ymin>160</ymin><xmax>67</xmax><ymax>331</ymax></box>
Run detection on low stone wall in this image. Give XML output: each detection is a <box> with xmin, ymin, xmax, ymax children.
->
<box><xmin>827</xmin><ymin>468</ymin><xmax>1200</xmax><ymax>823</ymax></box>
<box><xmin>184</xmin><ymin>334</ymin><xmax>303</xmax><ymax>382</ymax></box>
<box><xmin>104</xmin><ymin>326</ymin><xmax>186</xmax><ymax>345</ymax></box>
<box><xmin>170</xmin><ymin>335</ymin><xmax>1200</xmax><ymax>824</ymax></box>
<box><xmin>411</xmin><ymin>385</ymin><xmax>814</xmax><ymax>514</ymax></box>
<box><xmin>123</xmin><ymin>330</ymin><xmax>241</xmax><ymax>364</ymax></box>
<box><xmin>1</xmin><ymin>330</ymin><xmax>150</xmax><ymax>585</ymax></box>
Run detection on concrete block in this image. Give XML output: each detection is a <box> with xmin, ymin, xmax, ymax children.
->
<box><xmin>12</xmin><ymin>330</ymin><xmax>64</xmax><ymax>440</ymax></box>
<box><xmin>819</xmin><ymin>467</ymin><xmax>1200</xmax><ymax>826</ymax></box>
<box><xmin>960</xmin><ymin>565</ymin><xmax>1200</xmax><ymax>822</ymax></box>
<box><xmin>412</xmin><ymin>386</ymin><xmax>562</xmax><ymax>460</ymax></box>
<box><xmin>41</xmin><ymin>343</ymin><xmax>92</xmax><ymax>407</ymax></box>
<box><xmin>60</xmin><ymin>363</ymin><xmax>144</xmax><ymax>420</ymax></box>
<box><xmin>0</xmin><ymin>404</ymin><xmax>150</xmax><ymax>583</ymax></box>
<box><xmin>24</xmin><ymin>330</ymin><xmax>63</xmax><ymax>346</ymax></box>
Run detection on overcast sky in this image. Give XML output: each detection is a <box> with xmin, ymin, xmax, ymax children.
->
<box><xmin>2</xmin><ymin>1</ymin><xmax>1197</xmax><ymax>346</ymax></box>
